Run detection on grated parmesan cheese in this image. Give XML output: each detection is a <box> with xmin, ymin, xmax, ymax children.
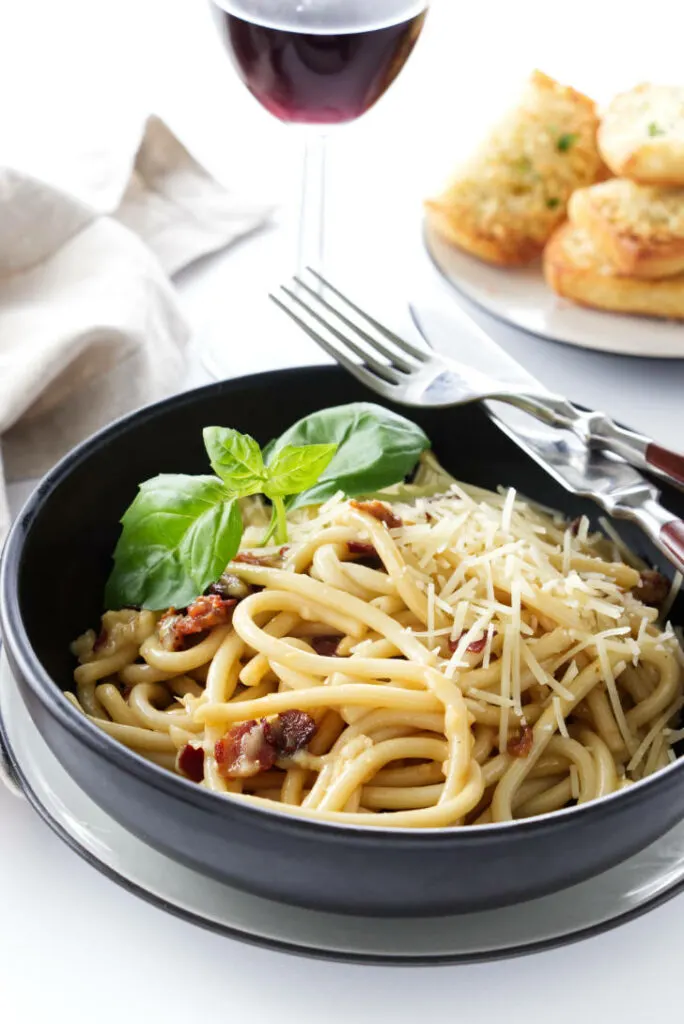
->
<box><xmin>510</xmin><ymin>583</ymin><xmax>523</xmax><ymax>713</ymax></box>
<box><xmin>595</xmin><ymin>639</ymin><xmax>634</xmax><ymax>754</ymax></box>
<box><xmin>629</xmin><ymin>698</ymin><xmax>684</xmax><ymax>773</ymax></box>
<box><xmin>562</xmin><ymin>528</ymin><xmax>572</xmax><ymax>576</ymax></box>
<box><xmin>426</xmin><ymin>582</ymin><xmax>436</xmax><ymax>644</ymax></box>
<box><xmin>498</xmin><ymin>624</ymin><xmax>513</xmax><ymax>753</ymax></box>
<box><xmin>445</xmin><ymin>610</ymin><xmax>495</xmax><ymax>678</ymax></box>
<box><xmin>501</xmin><ymin>487</ymin><xmax>517</xmax><ymax>534</ymax></box>
<box><xmin>521</xmin><ymin>642</ymin><xmax>573</xmax><ymax>701</ymax></box>
<box><xmin>483</xmin><ymin>623</ymin><xmax>496</xmax><ymax>670</ymax></box>
<box><xmin>468</xmin><ymin>687</ymin><xmax>516</xmax><ymax>709</ymax></box>
<box><xmin>553</xmin><ymin>696</ymin><xmax>570</xmax><ymax>738</ymax></box>
<box><xmin>303</xmin><ymin>479</ymin><xmax>684</xmax><ymax>794</ymax></box>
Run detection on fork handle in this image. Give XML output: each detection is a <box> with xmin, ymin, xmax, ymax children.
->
<box><xmin>646</xmin><ymin>443</ymin><xmax>684</xmax><ymax>489</ymax></box>
<box><xmin>502</xmin><ymin>392</ymin><xmax>684</xmax><ymax>493</ymax></box>
<box><xmin>661</xmin><ymin>519</ymin><xmax>684</xmax><ymax>573</ymax></box>
<box><xmin>584</xmin><ymin>416</ymin><xmax>684</xmax><ymax>493</ymax></box>
<box><xmin>626</xmin><ymin>498</ymin><xmax>684</xmax><ymax>579</ymax></box>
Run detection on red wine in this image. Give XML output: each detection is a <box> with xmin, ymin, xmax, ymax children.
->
<box><xmin>211</xmin><ymin>4</ymin><xmax>427</xmax><ymax>125</ymax></box>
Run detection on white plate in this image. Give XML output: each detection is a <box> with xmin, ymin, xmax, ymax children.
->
<box><xmin>424</xmin><ymin>221</ymin><xmax>684</xmax><ymax>359</ymax></box>
<box><xmin>3</xmin><ymin>653</ymin><xmax>684</xmax><ymax>965</ymax></box>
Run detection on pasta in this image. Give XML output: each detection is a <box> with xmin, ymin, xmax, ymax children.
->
<box><xmin>69</xmin><ymin>466</ymin><xmax>684</xmax><ymax>828</ymax></box>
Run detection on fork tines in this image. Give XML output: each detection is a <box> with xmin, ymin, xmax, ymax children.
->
<box><xmin>269</xmin><ymin>268</ymin><xmax>429</xmax><ymax>395</ymax></box>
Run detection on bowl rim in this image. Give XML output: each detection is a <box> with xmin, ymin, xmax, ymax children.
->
<box><xmin>2</xmin><ymin>365</ymin><xmax>683</xmax><ymax>842</ymax></box>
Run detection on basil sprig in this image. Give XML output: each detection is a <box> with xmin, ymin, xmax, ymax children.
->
<box><xmin>105</xmin><ymin>429</ymin><xmax>336</xmax><ymax>610</ymax></box>
<box><xmin>105</xmin><ymin>403</ymin><xmax>431</xmax><ymax>612</ymax></box>
<box><xmin>204</xmin><ymin>427</ymin><xmax>337</xmax><ymax>548</ymax></box>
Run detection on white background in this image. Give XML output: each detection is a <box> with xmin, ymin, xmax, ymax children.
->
<box><xmin>2</xmin><ymin>1</ymin><xmax>684</xmax><ymax>1021</ymax></box>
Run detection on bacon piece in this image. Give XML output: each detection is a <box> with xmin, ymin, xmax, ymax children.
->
<box><xmin>569</xmin><ymin>516</ymin><xmax>582</xmax><ymax>536</ymax></box>
<box><xmin>158</xmin><ymin>611</ymin><xmax>183</xmax><ymax>651</ymax></box>
<box><xmin>93</xmin><ymin>628</ymin><xmax>108</xmax><ymax>652</ymax></box>
<box><xmin>215</xmin><ymin>721</ymin><xmax>277</xmax><ymax>779</ymax></box>
<box><xmin>448</xmin><ymin>630</ymin><xmax>495</xmax><ymax>654</ymax></box>
<box><xmin>207</xmin><ymin>572</ymin><xmax>251</xmax><ymax>600</ymax></box>
<box><xmin>346</xmin><ymin>540</ymin><xmax>383</xmax><ymax>570</ymax></box>
<box><xmin>186</xmin><ymin>594</ymin><xmax>236</xmax><ymax>626</ymax></box>
<box><xmin>234</xmin><ymin>551</ymin><xmax>284</xmax><ymax>567</ymax></box>
<box><xmin>311</xmin><ymin>636</ymin><xmax>340</xmax><ymax>657</ymax></box>
<box><xmin>350</xmin><ymin>500</ymin><xmax>403</xmax><ymax>530</ymax></box>
<box><xmin>178</xmin><ymin>743</ymin><xmax>205</xmax><ymax>783</ymax></box>
<box><xmin>263</xmin><ymin>710</ymin><xmax>317</xmax><ymax>757</ymax></box>
<box><xmin>634</xmin><ymin>569</ymin><xmax>670</xmax><ymax>607</ymax></box>
<box><xmin>215</xmin><ymin>711</ymin><xmax>317</xmax><ymax>779</ymax></box>
<box><xmin>347</xmin><ymin>541</ymin><xmax>377</xmax><ymax>557</ymax></box>
<box><xmin>508</xmin><ymin>724</ymin><xmax>534</xmax><ymax>759</ymax></box>
<box><xmin>158</xmin><ymin>594</ymin><xmax>237</xmax><ymax>651</ymax></box>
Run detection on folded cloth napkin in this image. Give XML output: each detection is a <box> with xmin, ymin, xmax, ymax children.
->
<box><xmin>0</xmin><ymin>115</ymin><xmax>272</xmax><ymax>539</ymax></box>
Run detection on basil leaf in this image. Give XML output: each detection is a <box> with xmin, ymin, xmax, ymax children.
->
<box><xmin>203</xmin><ymin>427</ymin><xmax>267</xmax><ymax>497</ymax></box>
<box><xmin>265</xmin><ymin>443</ymin><xmax>338</xmax><ymax>498</ymax></box>
<box><xmin>104</xmin><ymin>475</ymin><xmax>242</xmax><ymax>610</ymax></box>
<box><xmin>267</xmin><ymin>403</ymin><xmax>430</xmax><ymax>508</ymax></box>
<box><xmin>178</xmin><ymin>496</ymin><xmax>243</xmax><ymax>596</ymax></box>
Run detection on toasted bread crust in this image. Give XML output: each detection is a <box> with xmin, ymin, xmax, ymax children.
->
<box><xmin>599</xmin><ymin>84</ymin><xmax>684</xmax><ymax>186</ymax></box>
<box><xmin>424</xmin><ymin>199</ymin><xmax>541</xmax><ymax>266</ymax></box>
<box><xmin>568</xmin><ymin>179</ymin><xmax>684</xmax><ymax>278</ymax></box>
<box><xmin>544</xmin><ymin>222</ymin><xmax>684</xmax><ymax>319</ymax></box>
<box><xmin>425</xmin><ymin>70</ymin><xmax>603</xmax><ymax>267</ymax></box>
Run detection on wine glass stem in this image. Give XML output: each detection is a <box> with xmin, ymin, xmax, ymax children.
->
<box><xmin>297</xmin><ymin>132</ymin><xmax>328</xmax><ymax>280</ymax></box>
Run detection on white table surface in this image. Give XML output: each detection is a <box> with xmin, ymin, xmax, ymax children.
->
<box><xmin>3</xmin><ymin>1</ymin><xmax>684</xmax><ymax>1021</ymax></box>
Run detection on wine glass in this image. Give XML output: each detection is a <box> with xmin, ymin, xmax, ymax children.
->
<box><xmin>203</xmin><ymin>0</ymin><xmax>429</xmax><ymax>377</ymax></box>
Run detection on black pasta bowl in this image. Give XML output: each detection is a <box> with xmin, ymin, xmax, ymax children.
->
<box><xmin>3</xmin><ymin>365</ymin><xmax>684</xmax><ymax>918</ymax></box>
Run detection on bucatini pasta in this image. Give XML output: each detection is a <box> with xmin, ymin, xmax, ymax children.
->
<box><xmin>69</xmin><ymin>464</ymin><xmax>684</xmax><ymax>828</ymax></box>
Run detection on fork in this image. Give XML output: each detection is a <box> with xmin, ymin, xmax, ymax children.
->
<box><xmin>270</xmin><ymin>269</ymin><xmax>684</xmax><ymax>492</ymax></box>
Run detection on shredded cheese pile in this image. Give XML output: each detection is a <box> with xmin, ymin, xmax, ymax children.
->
<box><xmin>70</xmin><ymin>471</ymin><xmax>684</xmax><ymax>827</ymax></box>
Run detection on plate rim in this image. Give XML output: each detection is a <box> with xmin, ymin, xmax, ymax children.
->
<box><xmin>423</xmin><ymin>220</ymin><xmax>684</xmax><ymax>361</ymax></box>
<box><xmin>3</xmin><ymin>668</ymin><xmax>684</xmax><ymax>967</ymax></box>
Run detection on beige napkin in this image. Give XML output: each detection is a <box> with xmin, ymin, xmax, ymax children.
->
<box><xmin>0</xmin><ymin>116</ymin><xmax>272</xmax><ymax>539</ymax></box>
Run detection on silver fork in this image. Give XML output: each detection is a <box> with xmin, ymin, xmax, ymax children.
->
<box><xmin>270</xmin><ymin>269</ymin><xmax>578</xmax><ymax>421</ymax></box>
<box><xmin>270</xmin><ymin>270</ymin><xmax>684</xmax><ymax>577</ymax></box>
<box><xmin>269</xmin><ymin>270</ymin><xmax>678</xmax><ymax>486</ymax></box>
